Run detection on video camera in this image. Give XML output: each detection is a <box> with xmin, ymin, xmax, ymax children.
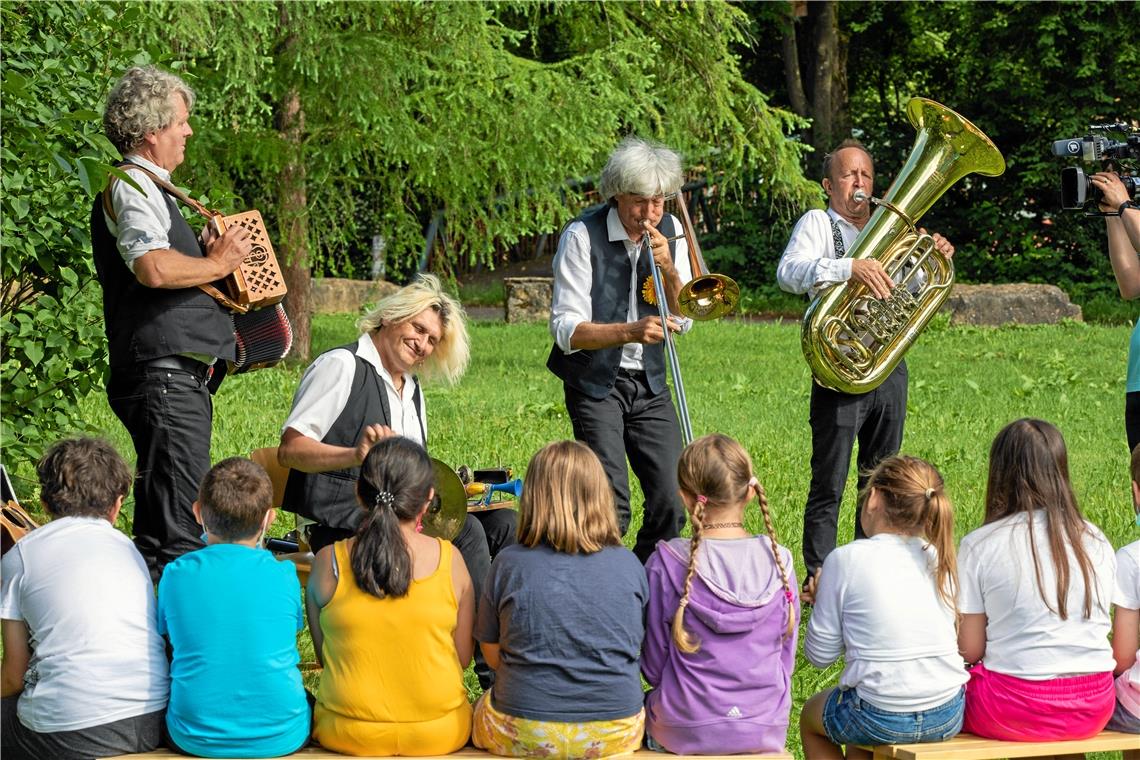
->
<box><xmin>1052</xmin><ymin>121</ymin><xmax>1139</xmax><ymax>212</ymax></box>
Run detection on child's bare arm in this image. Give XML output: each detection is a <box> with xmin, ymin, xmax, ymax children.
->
<box><xmin>1</xmin><ymin>619</ymin><xmax>30</xmax><ymax>697</ymax></box>
<box><xmin>1112</xmin><ymin>606</ymin><xmax>1140</xmax><ymax>676</ymax></box>
<box><xmin>305</xmin><ymin>547</ymin><xmax>337</xmax><ymax>668</ymax></box>
<box><xmin>958</xmin><ymin>613</ymin><xmax>987</xmax><ymax>665</ymax></box>
<box><xmin>451</xmin><ymin>547</ymin><xmax>475</xmax><ymax>668</ymax></box>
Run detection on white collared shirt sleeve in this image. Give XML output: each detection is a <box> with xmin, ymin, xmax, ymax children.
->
<box><xmin>105</xmin><ymin>165</ymin><xmax>174</xmax><ymax>273</ymax></box>
<box><xmin>667</xmin><ymin>218</ymin><xmax>694</xmax><ymax>334</ymax></box>
<box><xmin>549</xmin><ymin>220</ymin><xmax>594</xmax><ymax>354</ymax></box>
<box><xmin>777</xmin><ymin>209</ymin><xmax>852</xmax><ymax>295</ymax></box>
<box><xmin>281</xmin><ymin>348</ymin><xmax>357</xmax><ymax>440</ymax></box>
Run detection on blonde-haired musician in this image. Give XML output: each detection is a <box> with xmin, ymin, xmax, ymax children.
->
<box><xmin>777</xmin><ymin>139</ymin><xmax>954</xmax><ymax>601</ymax></box>
<box><xmin>277</xmin><ymin>274</ymin><xmax>515</xmax><ymax>689</ymax></box>
<box><xmin>92</xmin><ymin>66</ymin><xmax>253</xmax><ymax>583</ymax></box>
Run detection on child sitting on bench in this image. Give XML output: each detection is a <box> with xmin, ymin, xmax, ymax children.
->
<box><xmin>157</xmin><ymin>457</ymin><xmax>310</xmax><ymax>757</ymax></box>
<box><xmin>641</xmin><ymin>433</ymin><xmax>799</xmax><ymax>755</ymax></box>
<box><xmin>800</xmin><ymin>455</ymin><xmax>966</xmax><ymax>759</ymax></box>
<box><xmin>307</xmin><ymin>437</ymin><xmax>475</xmax><ymax>756</ymax></box>
<box><xmin>958</xmin><ymin>418</ymin><xmax>1117</xmax><ymax>741</ymax></box>
<box><xmin>1107</xmin><ymin>444</ymin><xmax>1140</xmax><ymax>735</ymax></box>
<box><xmin>473</xmin><ymin>440</ymin><xmax>647</xmax><ymax>758</ymax></box>
<box><xmin>1</xmin><ymin>438</ymin><xmax>168</xmax><ymax>760</ymax></box>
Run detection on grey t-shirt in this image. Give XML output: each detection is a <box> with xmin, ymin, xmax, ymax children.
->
<box><xmin>475</xmin><ymin>543</ymin><xmax>647</xmax><ymax>722</ymax></box>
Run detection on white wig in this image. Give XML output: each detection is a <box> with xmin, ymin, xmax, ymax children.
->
<box><xmin>597</xmin><ymin>136</ymin><xmax>683</xmax><ymax>201</ymax></box>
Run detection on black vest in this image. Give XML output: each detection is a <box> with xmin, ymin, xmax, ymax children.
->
<box><xmin>90</xmin><ymin>164</ymin><xmax>235</xmax><ymax>368</ymax></box>
<box><xmin>281</xmin><ymin>341</ymin><xmax>424</xmax><ymax>530</ymax></box>
<box><xmin>546</xmin><ymin>204</ymin><xmax>678</xmax><ymax>400</ymax></box>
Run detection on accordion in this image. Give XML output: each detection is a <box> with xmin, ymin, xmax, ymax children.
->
<box><xmin>211</xmin><ymin>210</ymin><xmax>288</xmax><ymax>310</ymax></box>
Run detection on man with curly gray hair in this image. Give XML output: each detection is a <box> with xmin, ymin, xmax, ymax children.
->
<box><xmin>547</xmin><ymin>136</ymin><xmax>693</xmax><ymax>562</ymax></box>
<box><xmin>90</xmin><ymin>65</ymin><xmax>253</xmax><ymax>582</ymax></box>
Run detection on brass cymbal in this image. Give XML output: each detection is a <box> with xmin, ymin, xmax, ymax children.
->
<box><xmin>424</xmin><ymin>457</ymin><xmax>467</xmax><ymax>540</ymax></box>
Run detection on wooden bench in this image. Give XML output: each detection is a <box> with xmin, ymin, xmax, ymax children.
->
<box><xmin>114</xmin><ymin>747</ymin><xmax>791</xmax><ymax>759</ymax></box>
<box><xmin>866</xmin><ymin>729</ymin><xmax>1139</xmax><ymax>759</ymax></box>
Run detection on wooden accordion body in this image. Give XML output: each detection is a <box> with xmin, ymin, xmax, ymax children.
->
<box><xmin>213</xmin><ymin>211</ymin><xmax>287</xmax><ymax>309</ymax></box>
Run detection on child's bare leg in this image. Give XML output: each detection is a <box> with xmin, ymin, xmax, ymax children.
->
<box><xmin>801</xmin><ymin>688</ymin><xmax>845</xmax><ymax>760</ymax></box>
<box><xmin>845</xmin><ymin>746</ymin><xmax>873</xmax><ymax>760</ymax></box>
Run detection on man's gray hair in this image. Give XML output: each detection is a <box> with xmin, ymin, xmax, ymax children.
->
<box><xmin>103</xmin><ymin>66</ymin><xmax>195</xmax><ymax>155</ymax></box>
<box><xmin>357</xmin><ymin>274</ymin><xmax>470</xmax><ymax>385</ymax></box>
<box><xmin>597</xmin><ymin>136</ymin><xmax>684</xmax><ymax>201</ymax></box>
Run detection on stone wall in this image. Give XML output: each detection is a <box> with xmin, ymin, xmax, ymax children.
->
<box><xmin>503</xmin><ymin>277</ymin><xmax>553</xmax><ymax>323</ymax></box>
<box><xmin>309</xmin><ymin>278</ymin><xmax>399</xmax><ymax>314</ymax></box>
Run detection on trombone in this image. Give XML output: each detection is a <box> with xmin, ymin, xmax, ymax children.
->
<box><xmin>645</xmin><ymin>190</ymin><xmax>739</xmax><ymax>445</ymax></box>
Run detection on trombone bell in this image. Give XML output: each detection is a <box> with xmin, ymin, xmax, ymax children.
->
<box><xmin>679</xmin><ymin>273</ymin><xmax>740</xmax><ymax>321</ymax></box>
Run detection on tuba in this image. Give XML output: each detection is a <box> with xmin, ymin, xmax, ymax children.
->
<box><xmin>802</xmin><ymin>98</ymin><xmax>1005</xmax><ymax>394</ymax></box>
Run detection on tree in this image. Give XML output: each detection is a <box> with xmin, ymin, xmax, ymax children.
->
<box><xmin>0</xmin><ymin>2</ymin><xmax>143</xmax><ymax>470</ymax></box>
<box><xmin>126</xmin><ymin>0</ymin><xmax>818</xmax><ymax>360</ymax></box>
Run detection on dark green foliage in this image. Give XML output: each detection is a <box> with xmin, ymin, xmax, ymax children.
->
<box><xmin>0</xmin><ymin>2</ymin><xmax>143</xmax><ymax>465</ymax></box>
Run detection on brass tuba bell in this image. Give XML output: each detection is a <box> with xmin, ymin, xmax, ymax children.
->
<box><xmin>801</xmin><ymin>97</ymin><xmax>1005</xmax><ymax>394</ymax></box>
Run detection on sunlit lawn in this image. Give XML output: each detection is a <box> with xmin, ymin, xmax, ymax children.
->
<box><xmin>67</xmin><ymin>313</ymin><xmax>1136</xmax><ymax>759</ymax></box>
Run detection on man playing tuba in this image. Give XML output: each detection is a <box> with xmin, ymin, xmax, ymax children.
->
<box><xmin>777</xmin><ymin>139</ymin><xmax>955</xmax><ymax>599</ymax></box>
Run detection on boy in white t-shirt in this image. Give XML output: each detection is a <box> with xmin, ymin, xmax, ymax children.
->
<box><xmin>1108</xmin><ymin>445</ymin><xmax>1140</xmax><ymax>734</ymax></box>
<box><xmin>1</xmin><ymin>438</ymin><xmax>169</xmax><ymax>759</ymax></box>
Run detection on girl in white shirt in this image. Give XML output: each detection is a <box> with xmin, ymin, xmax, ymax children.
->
<box><xmin>958</xmin><ymin>418</ymin><xmax>1116</xmax><ymax>742</ymax></box>
<box><xmin>801</xmin><ymin>455</ymin><xmax>966</xmax><ymax>760</ymax></box>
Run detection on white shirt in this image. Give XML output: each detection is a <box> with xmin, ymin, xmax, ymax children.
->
<box><xmin>958</xmin><ymin>511</ymin><xmax>1116</xmax><ymax>680</ymax></box>
<box><xmin>282</xmin><ymin>333</ymin><xmax>426</xmax><ymax>445</ymax></box>
<box><xmin>805</xmin><ymin>533</ymin><xmax>968</xmax><ymax>712</ymax></box>
<box><xmin>1113</xmin><ymin>539</ymin><xmax>1140</xmax><ymax>715</ymax></box>
<box><xmin>103</xmin><ymin>155</ymin><xmax>179</xmax><ymax>273</ymax></box>
<box><xmin>549</xmin><ymin>206</ymin><xmax>693</xmax><ymax>370</ymax></box>
<box><xmin>776</xmin><ymin>207</ymin><xmax>859</xmax><ymax>298</ymax></box>
<box><xmin>0</xmin><ymin>517</ymin><xmax>169</xmax><ymax>731</ymax></box>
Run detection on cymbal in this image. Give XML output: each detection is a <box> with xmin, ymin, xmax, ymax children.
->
<box><xmin>424</xmin><ymin>457</ymin><xmax>467</xmax><ymax>540</ymax></box>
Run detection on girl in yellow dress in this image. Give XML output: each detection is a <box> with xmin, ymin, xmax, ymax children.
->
<box><xmin>307</xmin><ymin>436</ymin><xmax>475</xmax><ymax>756</ymax></box>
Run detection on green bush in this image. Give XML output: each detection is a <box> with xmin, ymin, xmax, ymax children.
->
<box><xmin>0</xmin><ymin>2</ymin><xmax>143</xmax><ymax>464</ymax></box>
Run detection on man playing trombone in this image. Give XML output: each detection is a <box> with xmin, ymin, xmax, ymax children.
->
<box><xmin>547</xmin><ymin>136</ymin><xmax>693</xmax><ymax>563</ymax></box>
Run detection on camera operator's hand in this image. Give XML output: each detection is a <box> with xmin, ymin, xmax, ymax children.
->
<box><xmin>1094</xmin><ymin>171</ymin><xmax>1131</xmax><ymax>213</ymax></box>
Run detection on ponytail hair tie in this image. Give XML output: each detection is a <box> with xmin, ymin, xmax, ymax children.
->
<box><xmin>374</xmin><ymin>491</ymin><xmax>395</xmax><ymax>509</ymax></box>
<box><xmin>924</xmin><ymin>487</ymin><xmax>935</xmax><ymax>499</ymax></box>
<box><xmin>696</xmin><ymin>494</ymin><xmax>708</xmax><ymax>505</ymax></box>
<box><xmin>748</xmin><ymin>477</ymin><xmax>760</xmax><ymax>489</ymax></box>
<box><xmin>784</xmin><ymin>589</ymin><xmax>794</xmax><ymax>605</ymax></box>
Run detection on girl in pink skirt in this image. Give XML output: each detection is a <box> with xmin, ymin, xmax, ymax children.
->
<box><xmin>958</xmin><ymin>418</ymin><xmax>1117</xmax><ymax>741</ymax></box>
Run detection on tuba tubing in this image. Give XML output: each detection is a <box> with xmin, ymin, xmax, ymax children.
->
<box><xmin>802</xmin><ymin>97</ymin><xmax>1005</xmax><ymax>394</ymax></box>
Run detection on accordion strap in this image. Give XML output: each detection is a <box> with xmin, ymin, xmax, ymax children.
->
<box><xmin>110</xmin><ymin>164</ymin><xmax>249</xmax><ymax>314</ymax></box>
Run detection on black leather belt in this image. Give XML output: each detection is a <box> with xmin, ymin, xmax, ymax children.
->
<box><xmin>617</xmin><ymin>367</ymin><xmax>646</xmax><ymax>379</ymax></box>
<box><xmin>143</xmin><ymin>355</ymin><xmax>211</xmax><ymax>378</ymax></box>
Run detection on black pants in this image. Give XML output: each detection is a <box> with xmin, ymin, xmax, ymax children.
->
<box><xmin>108</xmin><ymin>364</ymin><xmax>213</xmax><ymax>584</ymax></box>
<box><xmin>1</xmin><ymin>696</ymin><xmax>163</xmax><ymax>760</ymax></box>
<box><xmin>802</xmin><ymin>362</ymin><xmax>908</xmax><ymax>577</ymax></box>
<box><xmin>563</xmin><ymin>371</ymin><xmax>685</xmax><ymax>563</ymax></box>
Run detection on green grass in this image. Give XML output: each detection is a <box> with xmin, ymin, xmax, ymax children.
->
<box><xmin>59</xmin><ymin>315</ymin><xmax>1138</xmax><ymax>759</ymax></box>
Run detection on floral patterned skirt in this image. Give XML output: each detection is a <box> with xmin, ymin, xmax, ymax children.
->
<box><xmin>472</xmin><ymin>690</ymin><xmax>644</xmax><ymax>759</ymax></box>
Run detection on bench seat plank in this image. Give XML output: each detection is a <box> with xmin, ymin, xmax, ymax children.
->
<box><xmin>113</xmin><ymin>747</ymin><xmax>792</xmax><ymax>760</ymax></box>
<box><xmin>869</xmin><ymin>730</ymin><xmax>1139</xmax><ymax>760</ymax></box>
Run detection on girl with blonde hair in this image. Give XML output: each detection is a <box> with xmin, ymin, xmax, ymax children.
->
<box><xmin>800</xmin><ymin>455</ymin><xmax>966</xmax><ymax>759</ymax></box>
<box><xmin>473</xmin><ymin>441</ymin><xmax>647</xmax><ymax>759</ymax></box>
<box><xmin>641</xmin><ymin>434</ymin><xmax>799</xmax><ymax>755</ymax></box>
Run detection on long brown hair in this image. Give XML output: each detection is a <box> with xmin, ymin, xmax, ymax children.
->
<box><xmin>984</xmin><ymin>418</ymin><xmax>1097</xmax><ymax>620</ymax></box>
<box><xmin>353</xmin><ymin>437</ymin><xmax>435</xmax><ymax>599</ymax></box>
<box><xmin>516</xmin><ymin>441</ymin><xmax>621</xmax><ymax>554</ymax></box>
<box><xmin>672</xmin><ymin>434</ymin><xmax>794</xmax><ymax>654</ymax></box>
<box><xmin>860</xmin><ymin>455</ymin><xmax>958</xmax><ymax>616</ymax></box>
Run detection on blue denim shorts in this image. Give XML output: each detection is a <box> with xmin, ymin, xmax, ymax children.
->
<box><xmin>823</xmin><ymin>687</ymin><xmax>965</xmax><ymax>746</ymax></box>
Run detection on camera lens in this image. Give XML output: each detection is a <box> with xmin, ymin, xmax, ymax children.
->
<box><xmin>1060</xmin><ymin>166</ymin><xmax>1089</xmax><ymax>209</ymax></box>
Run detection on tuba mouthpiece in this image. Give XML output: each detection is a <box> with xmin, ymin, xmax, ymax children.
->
<box><xmin>853</xmin><ymin>190</ymin><xmax>869</xmax><ymax>203</ymax></box>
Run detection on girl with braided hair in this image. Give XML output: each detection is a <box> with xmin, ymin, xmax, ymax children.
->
<box><xmin>306</xmin><ymin>436</ymin><xmax>475</xmax><ymax>756</ymax></box>
<box><xmin>800</xmin><ymin>455</ymin><xmax>966</xmax><ymax>760</ymax></box>
<box><xmin>640</xmin><ymin>434</ymin><xmax>799</xmax><ymax>755</ymax></box>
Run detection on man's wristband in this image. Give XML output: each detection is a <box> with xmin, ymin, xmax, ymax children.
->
<box><xmin>1120</xmin><ymin>200</ymin><xmax>1139</xmax><ymax>216</ymax></box>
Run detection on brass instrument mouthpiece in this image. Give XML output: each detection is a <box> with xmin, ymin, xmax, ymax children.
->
<box><xmin>853</xmin><ymin>190</ymin><xmax>869</xmax><ymax>203</ymax></box>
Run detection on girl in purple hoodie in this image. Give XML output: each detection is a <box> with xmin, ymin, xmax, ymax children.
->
<box><xmin>641</xmin><ymin>434</ymin><xmax>799</xmax><ymax>755</ymax></box>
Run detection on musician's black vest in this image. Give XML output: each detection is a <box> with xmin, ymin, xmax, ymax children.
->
<box><xmin>281</xmin><ymin>340</ymin><xmax>424</xmax><ymax>531</ymax></box>
<box><xmin>90</xmin><ymin>163</ymin><xmax>235</xmax><ymax>368</ymax></box>
<box><xmin>546</xmin><ymin>204</ymin><xmax>678</xmax><ymax>400</ymax></box>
